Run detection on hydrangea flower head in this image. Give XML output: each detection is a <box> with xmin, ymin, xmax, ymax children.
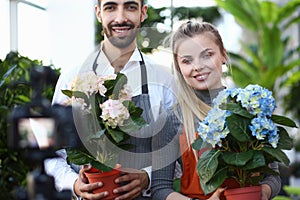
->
<box><xmin>198</xmin><ymin>107</ymin><xmax>231</xmax><ymax>148</ymax></box>
<box><xmin>198</xmin><ymin>84</ymin><xmax>279</xmax><ymax>149</ymax></box>
<box><xmin>100</xmin><ymin>99</ymin><xmax>130</xmax><ymax>128</ymax></box>
<box><xmin>235</xmin><ymin>84</ymin><xmax>276</xmax><ymax>116</ymax></box>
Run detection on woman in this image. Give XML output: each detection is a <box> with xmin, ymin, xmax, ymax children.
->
<box><xmin>151</xmin><ymin>21</ymin><xmax>281</xmax><ymax>200</ymax></box>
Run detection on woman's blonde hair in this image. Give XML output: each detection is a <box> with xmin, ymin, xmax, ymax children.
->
<box><xmin>170</xmin><ymin>21</ymin><xmax>227</xmax><ymax>158</ymax></box>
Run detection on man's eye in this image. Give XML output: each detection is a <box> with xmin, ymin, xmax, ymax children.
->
<box><xmin>126</xmin><ymin>5</ymin><xmax>138</xmax><ymax>11</ymax></box>
<box><xmin>104</xmin><ymin>6</ymin><xmax>115</xmax><ymax>11</ymax></box>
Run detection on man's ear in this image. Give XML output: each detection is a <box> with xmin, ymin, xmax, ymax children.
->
<box><xmin>140</xmin><ymin>5</ymin><xmax>148</xmax><ymax>22</ymax></box>
<box><xmin>95</xmin><ymin>5</ymin><xmax>102</xmax><ymax>23</ymax></box>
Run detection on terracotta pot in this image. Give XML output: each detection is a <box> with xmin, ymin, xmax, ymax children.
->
<box><xmin>84</xmin><ymin>167</ymin><xmax>121</xmax><ymax>200</ymax></box>
<box><xmin>224</xmin><ymin>185</ymin><xmax>261</xmax><ymax>200</ymax></box>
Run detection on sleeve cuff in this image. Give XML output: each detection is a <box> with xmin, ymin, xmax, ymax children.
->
<box><xmin>141</xmin><ymin>166</ymin><xmax>152</xmax><ymax>197</ymax></box>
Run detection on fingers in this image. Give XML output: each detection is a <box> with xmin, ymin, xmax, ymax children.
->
<box><xmin>80</xmin><ymin>182</ymin><xmax>103</xmax><ymax>193</ymax></box>
<box><xmin>215</xmin><ymin>187</ymin><xmax>226</xmax><ymax>194</ymax></box>
<box><xmin>114</xmin><ymin>163</ymin><xmax>122</xmax><ymax>169</ymax></box>
<box><xmin>76</xmin><ymin>165</ymin><xmax>110</xmax><ymax>200</ymax></box>
<box><xmin>112</xmin><ymin>172</ymin><xmax>148</xmax><ymax>200</ymax></box>
<box><xmin>207</xmin><ymin>187</ymin><xmax>227</xmax><ymax>200</ymax></box>
<box><xmin>80</xmin><ymin>190</ymin><xmax>109</xmax><ymax>200</ymax></box>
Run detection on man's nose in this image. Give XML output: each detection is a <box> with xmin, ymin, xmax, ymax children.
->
<box><xmin>114</xmin><ymin>7</ymin><xmax>128</xmax><ymax>24</ymax></box>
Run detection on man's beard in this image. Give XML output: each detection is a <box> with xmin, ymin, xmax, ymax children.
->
<box><xmin>104</xmin><ymin>22</ymin><xmax>138</xmax><ymax>49</ymax></box>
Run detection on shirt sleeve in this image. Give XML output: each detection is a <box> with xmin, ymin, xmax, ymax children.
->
<box><xmin>44</xmin><ymin>149</ymin><xmax>78</xmax><ymax>196</ymax></box>
<box><xmin>141</xmin><ymin>166</ymin><xmax>152</xmax><ymax>197</ymax></box>
<box><xmin>44</xmin><ymin>70</ymin><xmax>80</xmax><ymax>195</ymax></box>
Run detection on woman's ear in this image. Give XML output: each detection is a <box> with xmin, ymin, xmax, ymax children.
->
<box><xmin>223</xmin><ymin>49</ymin><xmax>227</xmax><ymax>64</ymax></box>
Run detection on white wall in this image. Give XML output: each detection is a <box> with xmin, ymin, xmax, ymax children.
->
<box><xmin>47</xmin><ymin>0</ymin><xmax>96</xmax><ymax>71</ymax></box>
<box><xmin>0</xmin><ymin>0</ymin><xmax>10</xmax><ymax>59</ymax></box>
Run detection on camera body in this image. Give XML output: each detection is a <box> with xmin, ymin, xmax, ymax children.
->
<box><xmin>8</xmin><ymin>66</ymin><xmax>81</xmax><ymax>200</ymax></box>
<box><xmin>9</xmin><ymin>103</ymin><xmax>81</xmax><ymax>155</ymax></box>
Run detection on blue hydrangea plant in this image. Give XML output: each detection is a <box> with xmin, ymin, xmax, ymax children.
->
<box><xmin>193</xmin><ymin>84</ymin><xmax>297</xmax><ymax>195</ymax></box>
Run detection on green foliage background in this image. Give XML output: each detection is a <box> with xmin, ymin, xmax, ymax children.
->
<box><xmin>0</xmin><ymin>52</ymin><xmax>59</xmax><ymax>199</ymax></box>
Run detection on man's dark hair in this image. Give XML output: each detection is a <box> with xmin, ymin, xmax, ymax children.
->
<box><xmin>98</xmin><ymin>0</ymin><xmax>145</xmax><ymax>7</ymax></box>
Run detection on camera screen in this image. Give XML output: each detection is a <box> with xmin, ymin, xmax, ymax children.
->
<box><xmin>18</xmin><ymin>118</ymin><xmax>55</xmax><ymax>149</ymax></box>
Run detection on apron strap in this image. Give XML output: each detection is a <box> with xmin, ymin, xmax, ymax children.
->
<box><xmin>138</xmin><ymin>50</ymin><xmax>149</xmax><ymax>94</ymax></box>
<box><xmin>92</xmin><ymin>48</ymin><xmax>102</xmax><ymax>73</ymax></box>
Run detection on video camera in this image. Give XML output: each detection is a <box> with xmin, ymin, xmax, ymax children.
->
<box><xmin>8</xmin><ymin>66</ymin><xmax>81</xmax><ymax>200</ymax></box>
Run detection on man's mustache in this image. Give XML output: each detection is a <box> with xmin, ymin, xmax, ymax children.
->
<box><xmin>109</xmin><ymin>22</ymin><xmax>135</xmax><ymax>29</ymax></box>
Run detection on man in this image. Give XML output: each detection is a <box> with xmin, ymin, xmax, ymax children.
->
<box><xmin>45</xmin><ymin>0</ymin><xmax>176</xmax><ymax>199</ymax></box>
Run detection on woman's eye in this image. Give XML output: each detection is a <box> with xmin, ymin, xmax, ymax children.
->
<box><xmin>182</xmin><ymin>59</ymin><xmax>192</xmax><ymax>64</ymax></box>
<box><xmin>202</xmin><ymin>52</ymin><xmax>213</xmax><ymax>59</ymax></box>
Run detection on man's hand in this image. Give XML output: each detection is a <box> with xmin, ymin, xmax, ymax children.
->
<box><xmin>112</xmin><ymin>168</ymin><xmax>149</xmax><ymax>200</ymax></box>
<box><xmin>74</xmin><ymin>165</ymin><xmax>109</xmax><ymax>200</ymax></box>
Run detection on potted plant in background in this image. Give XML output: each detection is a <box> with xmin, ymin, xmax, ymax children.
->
<box><xmin>62</xmin><ymin>72</ymin><xmax>146</xmax><ymax>199</ymax></box>
<box><xmin>193</xmin><ymin>84</ymin><xmax>297</xmax><ymax>200</ymax></box>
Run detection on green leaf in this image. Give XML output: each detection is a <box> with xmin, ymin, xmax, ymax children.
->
<box><xmin>123</xmin><ymin>100</ymin><xmax>144</xmax><ymax>117</ymax></box>
<box><xmin>104</xmin><ymin>73</ymin><xmax>128</xmax><ymax>99</ymax></box>
<box><xmin>192</xmin><ymin>137</ymin><xmax>204</xmax><ymax>151</ymax></box>
<box><xmin>117</xmin><ymin>143</ymin><xmax>135</xmax><ymax>151</ymax></box>
<box><xmin>121</xmin><ymin>116</ymin><xmax>147</xmax><ymax>132</ymax></box>
<box><xmin>222</xmin><ymin>151</ymin><xmax>253</xmax><ymax>166</ymax></box>
<box><xmin>90</xmin><ymin>160</ymin><xmax>113</xmax><ymax>172</ymax></box>
<box><xmin>276</xmin><ymin>127</ymin><xmax>293</xmax><ymax>150</ymax></box>
<box><xmin>61</xmin><ymin>90</ymin><xmax>89</xmax><ymax>105</ymax></box>
<box><xmin>0</xmin><ymin>64</ymin><xmax>17</xmax><ymax>87</ymax></box>
<box><xmin>220</xmin><ymin>102</ymin><xmax>253</xmax><ymax>118</ymax></box>
<box><xmin>243</xmin><ymin>151</ymin><xmax>265</xmax><ymax>170</ymax></box>
<box><xmin>261</xmin><ymin>26</ymin><xmax>283</xmax><ymax>69</ymax></box>
<box><xmin>227</xmin><ymin>114</ymin><xmax>252</xmax><ymax>142</ymax></box>
<box><xmin>197</xmin><ymin>149</ymin><xmax>221</xmax><ymax>184</ymax></box>
<box><xmin>200</xmin><ymin>167</ymin><xmax>228</xmax><ymax>195</ymax></box>
<box><xmin>271</xmin><ymin>114</ymin><xmax>297</xmax><ymax>128</ymax></box>
<box><xmin>61</xmin><ymin>89</ymin><xmax>73</xmax><ymax>98</ymax></box>
<box><xmin>277</xmin><ymin>0</ymin><xmax>300</xmax><ymax>25</ymax></box>
<box><xmin>247</xmin><ymin>174</ymin><xmax>264</xmax><ymax>186</ymax></box>
<box><xmin>16</xmin><ymin>95</ymin><xmax>30</xmax><ymax>102</ymax></box>
<box><xmin>260</xmin><ymin>1</ymin><xmax>278</xmax><ymax>23</ymax></box>
<box><xmin>215</xmin><ymin>0</ymin><xmax>258</xmax><ymax>31</ymax></box>
<box><xmin>263</xmin><ymin>146</ymin><xmax>290</xmax><ymax>166</ymax></box>
<box><xmin>86</xmin><ymin>129</ymin><xmax>106</xmax><ymax>141</ymax></box>
<box><xmin>106</xmin><ymin>128</ymin><xmax>126</xmax><ymax>143</ymax></box>
<box><xmin>66</xmin><ymin>148</ymin><xmax>92</xmax><ymax>165</ymax></box>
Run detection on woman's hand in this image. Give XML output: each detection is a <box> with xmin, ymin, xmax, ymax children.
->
<box><xmin>261</xmin><ymin>184</ymin><xmax>271</xmax><ymax>200</ymax></box>
<box><xmin>207</xmin><ymin>187</ymin><xmax>226</xmax><ymax>200</ymax></box>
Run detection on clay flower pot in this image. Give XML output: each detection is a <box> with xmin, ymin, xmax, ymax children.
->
<box><xmin>84</xmin><ymin>167</ymin><xmax>121</xmax><ymax>200</ymax></box>
<box><xmin>224</xmin><ymin>185</ymin><xmax>261</xmax><ymax>200</ymax></box>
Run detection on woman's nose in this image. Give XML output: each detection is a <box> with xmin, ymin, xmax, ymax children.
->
<box><xmin>193</xmin><ymin>62</ymin><xmax>204</xmax><ymax>71</ymax></box>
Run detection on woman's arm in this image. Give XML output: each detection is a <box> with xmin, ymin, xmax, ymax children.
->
<box><xmin>151</xmin><ymin>109</ymin><xmax>182</xmax><ymax>199</ymax></box>
<box><xmin>260</xmin><ymin>162</ymin><xmax>281</xmax><ymax>199</ymax></box>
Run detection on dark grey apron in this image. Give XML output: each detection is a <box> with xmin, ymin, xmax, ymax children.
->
<box><xmin>92</xmin><ymin>49</ymin><xmax>153</xmax><ymax>199</ymax></box>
